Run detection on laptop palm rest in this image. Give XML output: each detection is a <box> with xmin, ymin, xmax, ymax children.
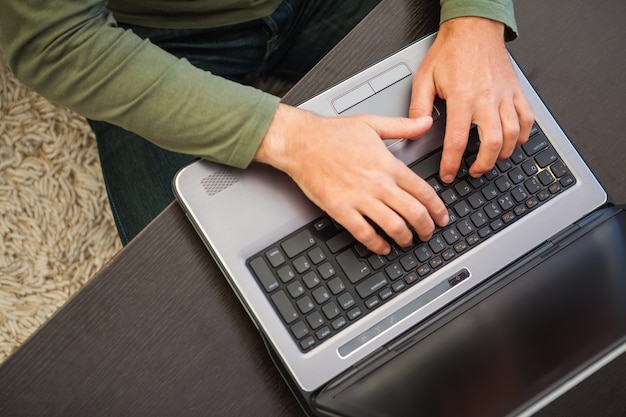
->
<box><xmin>312</xmin><ymin>206</ymin><xmax>626</xmax><ymax>417</ymax></box>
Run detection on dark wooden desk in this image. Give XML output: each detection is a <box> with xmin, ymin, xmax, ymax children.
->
<box><xmin>1</xmin><ymin>0</ymin><xmax>624</xmax><ymax>416</ymax></box>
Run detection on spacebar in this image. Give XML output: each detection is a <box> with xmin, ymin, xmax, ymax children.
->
<box><xmin>410</xmin><ymin>150</ymin><xmax>442</xmax><ymax>180</ymax></box>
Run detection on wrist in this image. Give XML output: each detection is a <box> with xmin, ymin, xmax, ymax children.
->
<box><xmin>439</xmin><ymin>16</ymin><xmax>506</xmax><ymax>40</ymax></box>
<box><xmin>254</xmin><ymin>103</ymin><xmax>308</xmax><ymax>174</ymax></box>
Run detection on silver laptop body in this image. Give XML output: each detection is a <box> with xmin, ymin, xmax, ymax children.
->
<box><xmin>173</xmin><ymin>33</ymin><xmax>607</xmax><ymax>393</ymax></box>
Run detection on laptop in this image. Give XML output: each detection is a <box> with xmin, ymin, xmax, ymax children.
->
<box><xmin>173</xmin><ymin>33</ymin><xmax>624</xmax><ymax>415</ymax></box>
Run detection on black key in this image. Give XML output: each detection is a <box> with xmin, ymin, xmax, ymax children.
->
<box><xmin>551</xmin><ymin>160</ymin><xmax>568</xmax><ymax>178</ymax></box>
<box><xmin>385</xmin><ymin>263</ymin><xmax>404</xmax><ymax>280</ymax></box>
<box><xmin>314</xmin><ymin>217</ymin><xmax>333</xmax><ymax>231</ymax></box>
<box><xmin>454</xmin><ymin>180</ymin><xmax>472</xmax><ymax>196</ymax></box>
<box><xmin>525</xmin><ymin>177</ymin><xmax>542</xmax><ymax>194</ymax></box>
<box><xmin>365</xmin><ymin>296</ymin><xmax>380</xmax><ymax>309</ymax></box>
<box><xmin>379</xmin><ymin>287</ymin><xmax>393</xmax><ymax>300</ymax></box>
<box><xmin>277</xmin><ymin>265</ymin><xmax>295</xmax><ymax>283</ymax></box>
<box><xmin>296</xmin><ymin>296</ymin><xmax>315</xmax><ymax>314</ymax></box>
<box><xmin>485</xmin><ymin>202</ymin><xmax>502</xmax><ymax>219</ymax></box>
<box><xmin>484</xmin><ymin>168</ymin><xmax>499</xmax><ymax>181</ymax></box>
<box><xmin>560</xmin><ymin>175</ymin><xmax>575</xmax><ymax>187</ymax></box>
<box><xmin>428</xmin><ymin>235</ymin><xmax>446</xmax><ymax>253</ymax></box>
<box><xmin>312</xmin><ymin>286</ymin><xmax>331</xmax><ymax>304</ymax></box>
<box><xmin>271</xmin><ymin>291</ymin><xmax>299</xmax><ymax>324</ymax></box>
<box><xmin>468</xmin><ymin>192</ymin><xmax>486</xmax><ymax>209</ymax></box>
<box><xmin>317</xmin><ymin>262</ymin><xmax>336</xmax><ymax>280</ymax></box>
<box><xmin>368</xmin><ymin>253</ymin><xmax>386</xmax><ymax>270</ymax></box>
<box><xmin>331</xmin><ymin>316</ymin><xmax>347</xmax><ymax>330</ymax></box>
<box><xmin>522</xmin><ymin>160</ymin><xmax>539</xmax><ymax>176</ymax></box>
<box><xmin>538</xmin><ymin>170</ymin><xmax>555</xmax><ymax>186</ymax></box>
<box><xmin>498</xmin><ymin>194</ymin><xmax>515</xmax><ymax>210</ymax></box>
<box><xmin>470</xmin><ymin>211</ymin><xmax>488</xmax><ymax>228</ymax></box>
<box><xmin>306</xmin><ymin>311</ymin><xmax>324</xmax><ymax>330</ymax></box>
<box><xmin>510</xmin><ymin>148</ymin><xmax>525</xmax><ymax>164</ymax></box>
<box><xmin>495</xmin><ymin>176</ymin><xmax>512</xmax><ymax>192</ymax></box>
<box><xmin>458</xmin><ymin>219</ymin><xmax>475</xmax><ymax>236</ymax></box>
<box><xmin>417</xmin><ymin>264</ymin><xmax>431</xmax><ymax>277</ymax></box>
<box><xmin>337</xmin><ymin>249</ymin><xmax>371</xmax><ymax>283</ymax></box>
<box><xmin>265</xmin><ymin>247</ymin><xmax>285</xmax><ymax>267</ymax></box>
<box><xmin>286</xmin><ymin>280</ymin><xmax>305</xmax><ymax>298</ymax></box>
<box><xmin>427</xmin><ymin>177</ymin><xmax>443</xmax><ymax>193</ymax></box>
<box><xmin>522</xmin><ymin>133</ymin><xmax>549</xmax><ymax>156</ymax></box>
<box><xmin>292</xmin><ymin>256</ymin><xmax>311</xmax><ymax>274</ymax></box>
<box><xmin>327</xmin><ymin>277</ymin><xmax>346</xmax><ymax>294</ymax></box>
<box><xmin>338</xmin><ymin>292</ymin><xmax>356</xmax><ymax>310</ymax></box>
<box><xmin>308</xmin><ymin>247</ymin><xmax>326</xmax><ymax>265</ymax></box>
<box><xmin>414</xmin><ymin>245</ymin><xmax>432</xmax><ymax>262</ymax></box>
<box><xmin>347</xmin><ymin>307</ymin><xmax>361</xmax><ymax>320</ymax></box>
<box><xmin>302</xmin><ymin>271</ymin><xmax>321</xmax><ymax>289</ymax></box>
<box><xmin>355</xmin><ymin>272</ymin><xmax>389</xmax><ymax>299</ymax></box>
<box><xmin>400</xmin><ymin>253</ymin><xmax>419</xmax><ymax>270</ymax></box>
<box><xmin>496</xmin><ymin>159</ymin><xmax>513</xmax><ymax>172</ymax></box>
<box><xmin>481</xmin><ymin>184</ymin><xmax>499</xmax><ymax>201</ymax></box>
<box><xmin>512</xmin><ymin>186</ymin><xmax>528</xmax><ymax>202</ymax></box>
<box><xmin>249</xmin><ymin>257</ymin><xmax>279</xmax><ymax>292</ymax></box>
<box><xmin>509</xmin><ymin>167</ymin><xmax>525</xmax><ymax>184</ymax></box>
<box><xmin>440</xmin><ymin>189</ymin><xmax>459</xmax><ymax>205</ymax></box>
<box><xmin>535</xmin><ymin>148</ymin><xmax>559</xmax><ymax>168</ymax></box>
<box><xmin>453</xmin><ymin>200</ymin><xmax>471</xmax><ymax>217</ymax></box>
<box><xmin>300</xmin><ymin>337</ymin><xmax>316</xmax><ymax>350</ymax></box>
<box><xmin>468</xmin><ymin>176</ymin><xmax>486</xmax><ymax>188</ymax></box>
<box><xmin>282</xmin><ymin>229</ymin><xmax>316</xmax><ymax>258</ymax></box>
<box><xmin>442</xmin><ymin>227</ymin><xmax>460</xmax><ymax>245</ymax></box>
<box><xmin>327</xmin><ymin>230</ymin><xmax>355</xmax><ymax>253</ymax></box>
<box><xmin>291</xmin><ymin>321</ymin><xmax>309</xmax><ymax>339</ymax></box>
<box><xmin>316</xmin><ymin>326</ymin><xmax>332</xmax><ymax>340</ymax></box>
<box><xmin>442</xmin><ymin>249</ymin><xmax>455</xmax><ymax>261</ymax></box>
<box><xmin>429</xmin><ymin>256</ymin><xmax>443</xmax><ymax>269</ymax></box>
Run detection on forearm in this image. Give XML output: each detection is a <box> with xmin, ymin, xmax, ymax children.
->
<box><xmin>0</xmin><ymin>0</ymin><xmax>279</xmax><ymax>168</ymax></box>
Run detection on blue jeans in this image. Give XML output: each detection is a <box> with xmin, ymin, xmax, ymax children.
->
<box><xmin>91</xmin><ymin>0</ymin><xmax>380</xmax><ymax>245</ymax></box>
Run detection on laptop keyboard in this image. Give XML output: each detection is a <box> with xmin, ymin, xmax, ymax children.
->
<box><xmin>248</xmin><ymin>125</ymin><xmax>576</xmax><ymax>352</ymax></box>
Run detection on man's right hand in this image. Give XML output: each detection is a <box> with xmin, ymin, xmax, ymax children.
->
<box><xmin>254</xmin><ymin>104</ymin><xmax>449</xmax><ymax>255</ymax></box>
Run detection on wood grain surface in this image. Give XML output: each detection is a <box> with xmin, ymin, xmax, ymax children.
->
<box><xmin>0</xmin><ymin>0</ymin><xmax>624</xmax><ymax>416</ymax></box>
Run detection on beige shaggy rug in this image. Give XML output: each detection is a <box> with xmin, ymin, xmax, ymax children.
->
<box><xmin>0</xmin><ymin>50</ymin><xmax>123</xmax><ymax>362</ymax></box>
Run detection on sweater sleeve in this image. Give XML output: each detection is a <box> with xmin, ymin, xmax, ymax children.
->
<box><xmin>0</xmin><ymin>0</ymin><xmax>280</xmax><ymax>168</ymax></box>
<box><xmin>439</xmin><ymin>0</ymin><xmax>518</xmax><ymax>40</ymax></box>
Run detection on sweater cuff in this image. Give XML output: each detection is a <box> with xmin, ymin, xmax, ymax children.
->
<box><xmin>440</xmin><ymin>0</ymin><xmax>518</xmax><ymax>41</ymax></box>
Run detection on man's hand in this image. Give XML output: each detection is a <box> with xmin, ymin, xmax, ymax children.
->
<box><xmin>254</xmin><ymin>104</ymin><xmax>449</xmax><ymax>255</ymax></box>
<box><xmin>410</xmin><ymin>17</ymin><xmax>535</xmax><ymax>183</ymax></box>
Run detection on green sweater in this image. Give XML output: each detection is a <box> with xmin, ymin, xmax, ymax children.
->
<box><xmin>0</xmin><ymin>0</ymin><xmax>517</xmax><ymax>168</ymax></box>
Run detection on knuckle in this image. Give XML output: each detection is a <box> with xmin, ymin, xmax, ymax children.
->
<box><xmin>503</xmin><ymin>123</ymin><xmax>521</xmax><ymax>141</ymax></box>
<box><xmin>351</xmin><ymin>224</ymin><xmax>378</xmax><ymax>246</ymax></box>
<box><xmin>480</xmin><ymin>135</ymin><xmax>504</xmax><ymax>153</ymax></box>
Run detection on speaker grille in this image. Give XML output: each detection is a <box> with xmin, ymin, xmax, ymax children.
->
<box><xmin>200</xmin><ymin>169</ymin><xmax>240</xmax><ymax>196</ymax></box>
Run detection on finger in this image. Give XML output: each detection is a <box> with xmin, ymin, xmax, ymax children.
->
<box><xmin>364</xmin><ymin>115</ymin><xmax>433</xmax><ymax>141</ymax></box>
<box><xmin>514</xmin><ymin>92</ymin><xmax>535</xmax><ymax>146</ymax></box>
<box><xmin>498</xmin><ymin>98</ymin><xmax>521</xmax><ymax>159</ymax></box>
<box><xmin>371</xmin><ymin>178</ymin><xmax>441</xmax><ymax>245</ymax></box>
<box><xmin>395</xmin><ymin>167</ymin><xmax>449</xmax><ymax>229</ymax></box>
<box><xmin>337</xmin><ymin>207</ymin><xmax>392</xmax><ymax>255</ymax></box>
<box><xmin>364</xmin><ymin>199</ymin><xmax>415</xmax><ymax>249</ymax></box>
<box><xmin>440</xmin><ymin>99</ymin><xmax>472</xmax><ymax>183</ymax></box>
<box><xmin>409</xmin><ymin>69</ymin><xmax>438</xmax><ymax>119</ymax></box>
<box><xmin>470</xmin><ymin>106</ymin><xmax>504</xmax><ymax>177</ymax></box>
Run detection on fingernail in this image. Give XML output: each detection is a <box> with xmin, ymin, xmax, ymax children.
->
<box><xmin>441</xmin><ymin>174</ymin><xmax>454</xmax><ymax>184</ymax></box>
<box><xmin>442</xmin><ymin>213</ymin><xmax>450</xmax><ymax>225</ymax></box>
